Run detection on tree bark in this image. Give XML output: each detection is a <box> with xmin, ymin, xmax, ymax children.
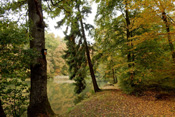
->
<box><xmin>125</xmin><ymin>0</ymin><xmax>134</xmax><ymax>82</ymax></box>
<box><xmin>125</xmin><ymin>1</ymin><xmax>132</xmax><ymax>68</ymax></box>
<box><xmin>77</xmin><ymin>5</ymin><xmax>100</xmax><ymax>92</ymax></box>
<box><xmin>162</xmin><ymin>11</ymin><xmax>175</xmax><ymax>63</ymax></box>
<box><xmin>27</xmin><ymin>0</ymin><xmax>54</xmax><ymax>116</ymax></box>
<box><xmin>0</xmin><ymin>100</ymin><xmax>6</xmax><ymax>117</ymax></box>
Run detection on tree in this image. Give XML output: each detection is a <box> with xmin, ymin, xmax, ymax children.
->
<box><xmin>27</xmin><ymin>0</ymin><xmax>54</xmax><ymax>116</ymax></box>
<box><xmin>94</xmin><ymin>0</ymin><xmax>138</xmax><ymax>92</ymax></box>
<box><xmin>49</xmin><ymin>0</ymin><xmax>100</xmax><ymax>92</ymax></box>
<box><xmin>76</xmin><ymin>0</ymin><xmax>100</xmax><ymax>92</ymax></box>
<box><xmin>94</xmin><ymin>0</ymin><xmax>175</xmax><ymax>94</ymax></box>
<box><xmin>63</xmin><ymin>21</ymin><xmax>87</xmax><ymax>93</ymax></box>
<box><xmin>145</xmin><ymin>0</ymin><xmax>175</xmax><ymax>63</ymax></box>
<box><xmin>45</xmin><ymin>33</ymin><xmax>68</xmax><ymax>76</ymax></box>
<box><xmin>53</xmin><ymin>43</ymin><xmax>68</xmax><ymax>75</ymax></box>
<box><xmin>1</xmin><ymin>0</ymin><xmax>55</xmax><ymax>116</ymax></box>
<box><xmin>0</xmin><ymin>21</ymin><xmax>34</xmax><ymax>116</ymax></box>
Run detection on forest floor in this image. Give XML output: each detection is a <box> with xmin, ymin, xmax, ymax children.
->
<box><xmin>62</xmin><ymin>84</ymin><xmax>175</xmax><ymax>117</ymax></box>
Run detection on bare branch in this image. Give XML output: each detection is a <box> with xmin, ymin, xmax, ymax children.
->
<box><xmin>47</xmin><ymin>0</ymin><xmax>53</xmax><ymax>11</ymax></box>
<box><xmin>50</xmin><ymin>0</ymin><xmax>71</xmax><ymax>14</ymax></box>
<box><xmin>167</xmin><ymin>15</ymin><xmax>175</xmax><ymax>25</ymax></box>
<box><xmin>50</xmin><ymin>0</ymin><xmax>63</xmax><ymax>6</ymax></box>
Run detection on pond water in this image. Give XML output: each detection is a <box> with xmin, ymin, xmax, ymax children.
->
<box><xmin>18</xmin><ymin>76</ymin><xmax>110</xmax><ymax>116</ymax></box>
<box><xmin>47</xmin><ymin>76</ymin><xmax>109</xmax><ymax>115</ymax></box>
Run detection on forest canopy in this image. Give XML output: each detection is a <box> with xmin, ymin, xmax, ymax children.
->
<box><xmin>1</xmin><ymin>0</ymin><xmax>175</xmax><ymax>116</ymax></box>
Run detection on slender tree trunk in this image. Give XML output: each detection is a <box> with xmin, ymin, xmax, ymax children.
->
<box><xmin>77</xmin><ymin>6</ymin><xmax>100</xmax><ymax>92</ymax></box>
<box><xmin>0</xmin><ymin>100</ymin><xmax>6</xmax><ymax>117</ymax></box>
<box><xmin>125</xmin><ymin>1</ymin><xmax>132</xmax><ymax>68</ymax></box>
<box><xmin>162</xmin><ymin>11</ymin><xmax>175</xmax><ymax>63</ymax></box>
<box><xmin>125</xmin><ymin>0</ymin><xmax>134</xmax><ymax>81</ymax></box>
<box><xmin>112</xmin><ymin>69</ymin><xmax>116</xmax><ymax>83</ymax></box>
<box><xmin>27</xmin><ymin>0</ymin><xmax>54</xmax><ymax>116</ymax></box>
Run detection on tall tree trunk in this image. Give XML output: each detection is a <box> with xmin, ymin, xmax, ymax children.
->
<box><xmin>77</xmin><ymin>6</ymin><xmax>100</xmax><ymax>92</ymax></box>
<box><xmin>125</xmin><ymin>1</ymin><xmax>132</xmax><ymax>68</ymax></box>
<box><xmin>0</xmin><ymin>100</ymin><xmax>6</xmax><ymax>117</ymax></box>
<box><xmin>112</xmin><ymin>68</ymin><xmax>117</xmax><ymax>84</ymax></box>
<box><xmin>27</xmin><ymin>0</ymin><xmax>54</xmax><ymax>116</ymax></box>
<box><xmin>162</xmin><ymin>11</ymin><xmax>175</xmax><ymax>63</ymax></box>
<box><xmin>125</xmin><ymin>0</ymin><xmax>134</xmax><ymax>81</ymax></box>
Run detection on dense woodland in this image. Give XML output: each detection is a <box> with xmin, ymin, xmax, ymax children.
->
<box><xmin>1</xmin><ymin>0</ymin><xmax>175</xmax><ymax>116</ymax></box>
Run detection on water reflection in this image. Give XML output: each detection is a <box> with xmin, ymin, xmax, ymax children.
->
<box><xmin>47</xmin><ymin>76</ymin><xmax>109</xmax><ymax>115</ymax></box>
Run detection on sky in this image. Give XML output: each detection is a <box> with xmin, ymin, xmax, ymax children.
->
<box><xmin>45</xmin><ymin>2</ymin><xmax>98</xmax><ymax>39</ymax></box>
<box><xmin>1</xmin><ymin>0</ymin><xmax>98</xmax><ymax>42</ymax></box>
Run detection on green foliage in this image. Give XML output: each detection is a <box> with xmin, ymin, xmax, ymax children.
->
<box><xmin>45</xmin><ymin>33</ymin><xmax>59</xmax><ymax>51</ymax></box>
<box><xmin>63</xmin><ymin>25</ymin><xmax>87</xmax><ymax>93</ymax></box>
<box><xmin>1</xmin><ymin>78</ymin><xmax>29</xmax><ymax>116</ymax></box>
<box><xmin>57</xmin><ymin>0</ymin><xmax>95</xmax><ymax>94</ymax></box>
<box><xmin>0</xmin><ymin>21</ymin><xmax>34</xmax><ymax>116</ymax></box>
<box><xmin>94</xmin><ymin>0</ymin><xmax>175</xmax><ymax>94</ymax></box>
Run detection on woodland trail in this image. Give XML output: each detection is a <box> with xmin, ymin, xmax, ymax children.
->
<box><xmin>64</xmin><ymin>88</ymin><xmax>175</xmax><ymax>116</ymax></box>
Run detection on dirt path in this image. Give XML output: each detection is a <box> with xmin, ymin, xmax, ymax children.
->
<box><xmin>65</xmin><ymin>90</ymin><xmax>175</xmax><ymax>116</ymax></box>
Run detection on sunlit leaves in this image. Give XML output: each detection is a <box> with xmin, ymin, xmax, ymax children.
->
<box><xmin>93</xmin><ymin>0</ymin><xmax>175</xmax><ymax>94</ymax></box>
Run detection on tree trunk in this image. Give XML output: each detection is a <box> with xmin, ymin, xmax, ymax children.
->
<box><xmin>112</xmin><ymin>69</ymin><xmax>117</xmax><ymax>84</ymax></box>
<box><xmin>77</xmin><ymin>6</ymin><xmax>100</xmax><ymax>92</ymax></box>
<box><xmin>125</xmin><ymin>0</ymin><xmax>134</xmax><ymax>82</ymax></box>
<box><xmin>0</xmin><ymin>100</ymin><xmax>6</xmax><ymax>117</ymax></box>
<box><xmin>162</xmin><ymin>11</ymin><xmax>175</xmax><ymax>63</ymax></box>
<box><xmin>125</xmin><ymin>1</ymin><xmax>132</xmax><ymax>68</ymax></box>
<box><xmin>27</xmin><ymin>0</ymin><xmax>54</xmax><ymax>116</ymax></box>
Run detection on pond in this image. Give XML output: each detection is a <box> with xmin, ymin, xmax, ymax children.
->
<box><xmin>47</xmin><ymin>76</ymin><xmax>109</xmax><ymax>115</ymax></box>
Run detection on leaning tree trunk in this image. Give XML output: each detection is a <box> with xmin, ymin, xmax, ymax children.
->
<box><xmin>80</xmin><ymin>20</ymin><xmax>100</xmax><ymax>92</ymax></box>
<box><xmin>162</xmin><ymin>11</ymin><xmax>175</xmax><ymax>63</ymax></box>
<box><xmin>0</xmin><ymin>100</ymin><xmax>6</xmax><ymax>117</ymax></box>
<box><xmin>27</xmin><ymin>0</ymin><xmax>54</xmax><ymax>116</ymax></box>
<box><xmin>77</xmin><ymin>6</ymin><xmax>100</xmax><ymax>93</ymax></box>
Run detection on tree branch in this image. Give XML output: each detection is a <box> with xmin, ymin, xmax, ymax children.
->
<box><xmin>50</xmin><ymin>0</ymin><xmax>71</xmax><ymax>14</ymax></box>
<box><xmin>47</xmin><ymin>1</ymin><xmax>53</xmax><ymax>11</ymax></box>
<box><xmin>50</xmin><ymin>0</ymin><xmax>62</xmax><ymax>6</ymax></box>
<box><xmin>167</xmin><ymin>15</ymin><xmax>175</xmax><ymax>25</ymax></box>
